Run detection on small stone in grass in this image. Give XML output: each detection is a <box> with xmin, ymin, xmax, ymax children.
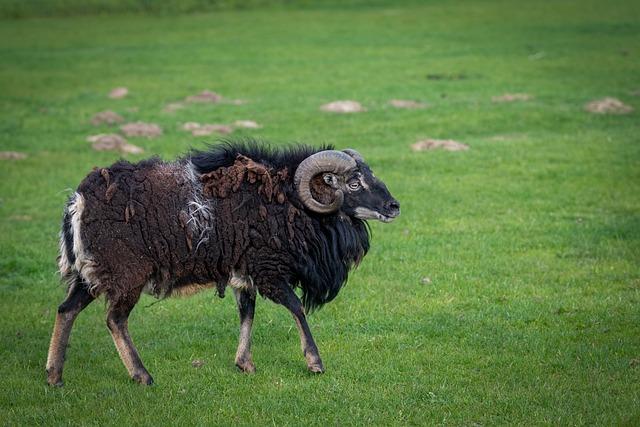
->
<box><xmin>109</xmin><ymin>87</ymin><xmax>129</xmax><ymax>99</ymax></box>
<box><xmin>91</xmin><ymin>110</ymin><xmax>124</xmax><ymax>126</ymax></box>
<box><xmin>192</xmin><ymin>359</ymin><xmax>205</xmax><ymax>368</ymax></box>
<box><xmin>389</xmin><ymin>99</ymin><xmax>428</xmax><ymax>109</ymax></box>
<box><xmin>320</xmin><ymin>100</ymin><xmax>365</xmax><ymax>113</ymax></box>
<box><xmin>0</xmin><ymin>151</ymin><xmax>27</xmax><ymax>160</ymax></box>
<box><xmin>420</xmin><ymin>277</ymin><xmax>432</xmax><ymax>285</ymax></box>
<box><xmin>411</xmin><ymin>139</ymin><xmax>469</xmax><ymax>152</ymax></box>
<box><xmin>120</xmin><ymin>122</ymin><xmax>163</xmax><ymax>138</ymax></box>
<box><xmin>584</xmin><ymin>97</ymin><xmax>633</xmax><ymax>114</ymax></box>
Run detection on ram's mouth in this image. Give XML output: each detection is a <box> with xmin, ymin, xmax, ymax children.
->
<box><xmin>354</xmin><ymin>207</ymin><xmax>399</xmax><ymax>223</ymax></box>
<box><xmin>377</xmin><ymin>213</ymin><xmax>396</xmax><ymax>223</ymax></box>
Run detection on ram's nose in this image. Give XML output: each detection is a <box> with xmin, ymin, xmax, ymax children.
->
<box><xmin>385</xmin><ymin>199</ymin><xmax>400</xmax><ymax>218</ymax></box>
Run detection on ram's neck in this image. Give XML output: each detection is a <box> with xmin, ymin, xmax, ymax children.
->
<box><xmin>296</xmin><ymin>216</ymin><xmax>370</xmax><ymax>312</ymax></box>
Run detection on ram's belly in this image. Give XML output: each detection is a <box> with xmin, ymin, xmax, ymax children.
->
<box><xmin>142</xmin><ymin>270</ymin><xmax>252</xmax><ymax>299</ymax></box>
<box><xmin>142</xmin><ymin>280</ymin><xmax>216</xmax><ymax>298</ymax></box>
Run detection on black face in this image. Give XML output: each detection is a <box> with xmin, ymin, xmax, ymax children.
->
<box><xmin>324</xmin><ymin>162</ymin><xmax>400</xmax><ymax>222</ymax></box>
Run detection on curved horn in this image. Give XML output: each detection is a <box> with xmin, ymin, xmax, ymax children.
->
<box><xmin>343</xmin><ymin>148</ymin><xmax>365</xmax><ymax>163</ymax></box>
<box><xmin>294</xmin><ymin>150</ymin><xmax>357</xmax><ymax>213</ymax></box>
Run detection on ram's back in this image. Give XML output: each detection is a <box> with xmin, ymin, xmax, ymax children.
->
<box><xmin>69</xmin><ymin>158</ymin><xmax>215</xmax><ymax>298</ymax></box>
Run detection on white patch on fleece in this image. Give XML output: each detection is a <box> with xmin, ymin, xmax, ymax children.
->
<box><xmin>229</xmin><ymin>270</ymin><xmax>254</xmax><ymax>291</ymax></box>
<box><xmin>68</xmin><ymin>193</ymin><xmax>101</xmax><ymax>293</ymax></box>
<box><xmin>58</xmin><ymin>229</ymin><xmax>71</xmax><ymax>277</ymax></box>
<box><xmin>184</xmin><ymin>161</ymin><xmax>213</xmax><ymax>252</ymax></box>
<box><xmin>142</xmin><ymin>279</ymin><xmax>168</xmax><ymax>298</ymax></box>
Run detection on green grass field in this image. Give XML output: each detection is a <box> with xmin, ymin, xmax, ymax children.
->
<box><xmin>1</xmin><ymin>0</ymin><xmax>639</xmax><ymax>424</ymax></box>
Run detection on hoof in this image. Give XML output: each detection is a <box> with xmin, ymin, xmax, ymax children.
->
<box><xmin>305</xmin><ymin>353</ymin><xmax>324</xmax><ymax>373</ymax></box>
<box><xmin>235</xmin><ymin>360</ymin><xmax>256</xmax><ymax>374</ymax></box>
<box><xmin>132</xmin><ymin>372</ymin><xmax>154</xmax><ymax>385</ymax></box>
<box><xmin>46</xmin><ymin>369</ymin><xmax>64</xmax><ymax>387</ymax></box>
<box><xmin>307</xmin><ymin>363</ymin><xmax>325</xmax><ymax>374</ymax></box>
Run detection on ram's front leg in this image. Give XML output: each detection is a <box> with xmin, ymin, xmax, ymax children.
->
<box><xmin>276</xmin><ymin>285</ymin><xmax>324</xmax><ymax>373</ymax></box>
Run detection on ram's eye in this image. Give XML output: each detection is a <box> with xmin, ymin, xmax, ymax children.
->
<box><xmin>348</xmin><ymin>181</ymin><xmax>361</xmax><ymax>191</ymax></box>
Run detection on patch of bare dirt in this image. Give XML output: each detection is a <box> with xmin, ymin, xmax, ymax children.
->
<box><xmin>120</xmin><ymin>122</ymin><xmax>163</xmax><ymax>138</ymax></box>
<box><xmin>182</xmin><ymin>122</ymin><xmax>233</xmax><ymax>136</ymax></box>
<box><xmin>492</xmin><ymin>93</ymin><xmax>533</xmax><ymax>103</ymax></box>
<box><xmin>0</xmin><ymin>151</ymin><xmax>27</xmax><ymax>160</ymax></box>
<box><xmin>186</xmin><ymin>90</ymin><xmax>223</xmax><ymax>104</ymax></box>
<box><xmin>584</xmin><ymin>97</ymin><xmax>633</xmax><ymax>114</ymax></box>
<box><xmin>629</xmin><ymin>89</ymin><xmax>640</xmax><ymax>97</ymax></box>
<box><xmin>411</xmin><ymin>139</ymin><xmax>469</xmax><ymax>152</ymax></box>
<box><xmin>10</xmin><ymin>215</ymin><xmax>32</xmax><ymax>221</ymax></box>
<box><xmin>426</xmin><ymin>73</ymin><xmax>469</xmax><ymax>81</ymax></box>
<box><xmin>320</xmin><ymin>100</ymin><xmax>365</xmax><ymax>113</ymax></box>
<box><xmin>109</xmin><ymin>87</ymin><xmax>129</xmax><ymax>99</ymax></box>
<box><xmin>182</xmin><ymin>122</ymin><xmax>202</xmax><ymax>131</ymax></box>
<box><xmin>171</xmin><ymin>91</ymin><xmax>246</xmax><ymax>108</ymax></box>
<box><xmin>233</xmin><ymin>120</ymin><xmax>262</xmax><ymax>129</ymax></box>
<box><xmin>389</xmin><ymin>99</ymin><xmax>428</xmax><ymax>109</ymax></box>
<box><xmin>87</xmin><ymin>134</ymin><xmax>144</xmax><ymax>154</ymax></box>
<box><xmin>193</xmin><ymin>124</ymin><xmax>233</xmax><ymax>136</ymax></box>
<box><xmin>91</xmin><ymin>110</ymin><xmax>124</xmax><ymax>126</ymax></box>
<box><xmin>528</xmin><ymin>51</ymin><xmax>546</xmax><ymax>60</ymax></box>
<box><xmin>163</xmin><ymin>102</ymin><xmax>185</xmax><ymax>113</ymax></box>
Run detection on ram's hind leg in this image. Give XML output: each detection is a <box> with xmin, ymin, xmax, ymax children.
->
<box><xmin>106</xmin><ymin>289</ymin><xmax>153</xmax><ymax>385</ymax></box>
<box><xmin>46</xmin><ymin>278</ymin><xmax>95</xmax><ymax>386</ymax></box>
<box><xmin>233</xmin><ymin>287</ymin><xmax>256</xmax><ymax>373</ymax></box>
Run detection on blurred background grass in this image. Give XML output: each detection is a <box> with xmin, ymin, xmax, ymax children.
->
<box><xmin>0</xmin><ymin>0</ymin><xmax>425</xmax><ymax>19</ymax></box>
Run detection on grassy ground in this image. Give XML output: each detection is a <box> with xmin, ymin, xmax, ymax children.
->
<box><xmin>1</xmin><ymin>0</ymin><xmax>639</xmax><ymax>425</ymax></box>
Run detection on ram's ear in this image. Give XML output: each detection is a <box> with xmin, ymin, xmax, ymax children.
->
<box><xmin>343</xmin><ymin>149</ymin><xmax>365</xmax><ymax>163</ymax></box>
<box><xmin>322</xmin><ymin>173</ymin><xmax>339</xmax><ymax>188</ymax></box>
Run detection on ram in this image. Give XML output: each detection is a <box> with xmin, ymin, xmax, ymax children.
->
<box><xmin>46</xmin><ymin>142</ymin><xmax>400</xmax><ymax>386</ymax></box>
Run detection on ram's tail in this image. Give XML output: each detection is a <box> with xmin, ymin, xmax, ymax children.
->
<box><xmin>57</xmin><ymin>194</ymin><xmax>79</xmax><ymax>285</ymax></box>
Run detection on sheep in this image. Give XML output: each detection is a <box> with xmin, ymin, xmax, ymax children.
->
<box><xmin>46</xmin><ymin>142</ymin><xmax>400</xmax><ymax>386</ymax></box>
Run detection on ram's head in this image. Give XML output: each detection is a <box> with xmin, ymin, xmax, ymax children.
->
<box><xmin>294</xmin><ymin>149</ymin><xmax>400</xmax><ymax>222</ymax></box>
